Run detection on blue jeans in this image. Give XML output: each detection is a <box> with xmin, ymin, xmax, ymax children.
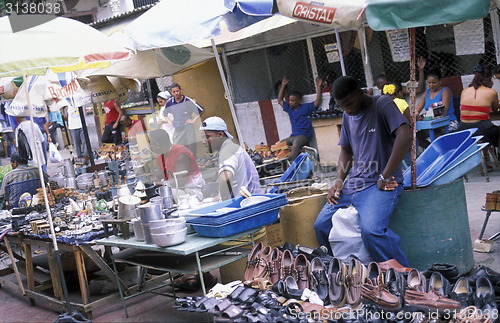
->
<box><xmin>70</xmin><ymin>128</ymin><xmax>88</xmax><ymax>158</ymax></box>
<box><xmin>314</xmin><ymin>184</ymin><xmax>408</xmax><ymax>266</ymax></box>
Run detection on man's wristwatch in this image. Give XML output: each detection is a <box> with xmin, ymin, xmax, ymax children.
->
<box><xmin>378</xmin><ymin>174</ymin><xmax>390</xmax><ymax>183</ymax></box>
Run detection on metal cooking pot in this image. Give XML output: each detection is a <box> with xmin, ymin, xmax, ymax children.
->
<box><xmin>137</xmin><ymin>202</ymin><xmax>163</xmax><ymax>223</ymax></box>
<box><xmin>116</xmin><ymin>195</ymin><xmax>141</xmax><ymax>219</ymax></box>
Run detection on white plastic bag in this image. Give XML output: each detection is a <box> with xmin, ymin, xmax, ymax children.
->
<box><xmin>328</xmin><ymin>205</ymin><xmax>372</xmax><ymax>264</ymax></box>
<box><xmin>48</xmin><ymin>142</ymin><xmax>62</xmax><ymax>163</ymax></box>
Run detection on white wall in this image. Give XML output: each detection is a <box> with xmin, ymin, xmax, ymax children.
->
<box><xmin>235</xmin><ymin>93</ymin><xmax>330</xmax><ymax>148</ymax></box>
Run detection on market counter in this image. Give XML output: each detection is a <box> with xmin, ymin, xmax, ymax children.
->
<box><xmin>0</xmin><ymin>234</ymin><xmax>126</xmax><ymax>318</ymax></box>
<box><xmin>94</xmin><ymin>229</ymin><xmax>258</xmax><ymax>317</ymax></box>
<box><xmin>311</xmin><ymin>116</ymin><xmax>342</xmax><ymax>167</ymax></box>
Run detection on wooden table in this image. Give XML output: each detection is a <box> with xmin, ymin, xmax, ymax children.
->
<box><xmin>95</xmin><ymin>229</ymin><xmax>257</xmax><ymax>317</ymax></box>
<box><xmin>0</xmin><ymin>234</ymin><xmax>127</xmax><ymax>318</ymax></box>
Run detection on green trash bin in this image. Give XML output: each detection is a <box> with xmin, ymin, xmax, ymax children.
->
<box><xmin>390</xmin><ymin>178</ymin><xmax>474</xmax><ymax>275</ymax></box>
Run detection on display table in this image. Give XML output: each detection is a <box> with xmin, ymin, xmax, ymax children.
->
<box><xmin>416</xmin><ymin>116</ymin><xmax>450</xmax><ymax>142</ymax></box>
<box><xmin>95</xmin><ymin>229</ymin><xmax>258</xmax><ymax>317</ymax></box>
<box><xmin>311</xmin><ymin>117</ymin><xmax>342</xmax><ymax>167</ymax></box>
<box><xmin>0</xmin><ymin>234</ymin><xmax>127</xmax><ymax>318</ymax></box>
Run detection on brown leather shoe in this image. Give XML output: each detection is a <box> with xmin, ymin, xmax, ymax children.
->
<box><xmin>293</xmin><ymin>254</ymin><xmax>310</xmax><ymax>290</ymax></box>
<box><xmin>407</xmin><ymin>268</ymin><xmax>427</xmax><ymax>292</ymax></box>
<box><xmin>378</xmin><ymin>259</ymin><xmax>412</xmax><ymax>273</ymax></box>
<box><xmin>346</xmin><ymin>258</ymin><xmax>367</xmax><ymax>309</ymax></box>
<box><xmin>405</xmin><ymin>289</ymin><xmax>461</xmax><ymax>313</ymax></box>
<box><xmin>280</xmin><ymin>249</ymin><xmax>294</xmax><ymax>280</ymax></box>
<box><xmin>255</xmin><ymin>246</ymin><xmax>273</xmax><ymax>279</ymax></box>
<box><xmin>267</xmin><ymin>247</ymin><xmax>282</xmax><ymax>284</ymax></box>
<box><xmin>361</xmin><ymin>283</ymin><xmax>401</xmax><ymax>311</ymax></box>
<box><xmin>367</xmin><ymin>262</ymin><xmax>384</xmax><ymax>285</ymax></box>
<box><xmin>328</xmin><ymin>257</ymin><xmax>348</xmax><ymax>307</ymax></box>
<box><xmin>244</xmin><ymin>242</ymin><xmax>264</xmax><ymax>281</ymax></box>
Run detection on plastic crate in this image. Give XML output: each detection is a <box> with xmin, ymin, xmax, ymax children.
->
<box><xmin>189</xmin><ymin>207</ymin><xmax>280</xmax><ymax>238</ymax></box>
<box><xmin>185</xmin><ymin>194</ymin><xmax>287</xmax><ymax>226</ymax></box>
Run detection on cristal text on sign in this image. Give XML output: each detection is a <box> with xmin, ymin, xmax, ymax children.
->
<box><xmin>292</xmin><ymin>2</ymin><xmax>337</xmax><ymax>24</ymax></box>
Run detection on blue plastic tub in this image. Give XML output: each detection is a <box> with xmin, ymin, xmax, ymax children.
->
<box><xmin>403</xmin><ymin>129</ymin><xmax>477</xmax><ymax>187</ymax></box>
<box><xmin>416</xmin><ymin>136</ymin><xmax>483</xmax><ymax>187</ymax></box>
<box><xmin>189</xmin><ymin>207</ymin><xmax>280</xmax><ymax>237</ymax></box>
<box><xmin>185</xmin><ymin>194</ymin><xmax>287</xmax><ymax>225</ymax></box>
<box><xmin>269</xmin><ymin>153</ymin><xmax>312</xmax><ymax>193</ymax></box>
<box><xmin>429</xmin><ymin>142</ymin><xmax>487</xmax><ymax>187</ymax></box>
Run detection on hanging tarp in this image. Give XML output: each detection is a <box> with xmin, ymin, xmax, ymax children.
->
<box><xmin>365</xmin><ymin>0</ymin><xmax>491</xmax><ymax>31</ymax></box>
<box><xmin>80</xmin><ymin>44</ymin><xmax>215</xmax><ymax>79</ymax></box>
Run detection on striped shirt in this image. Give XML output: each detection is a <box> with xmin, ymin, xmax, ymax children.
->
<box><xmin>0</xmin><ymin>165</ymin><xmax>47</xmax><ymax>196</ymax></box>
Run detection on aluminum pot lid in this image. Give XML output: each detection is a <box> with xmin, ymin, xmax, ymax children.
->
<box><xmin>118</xmin><ymin>195</ymin><xmax>141</xmax><ymax>205</ymax></box>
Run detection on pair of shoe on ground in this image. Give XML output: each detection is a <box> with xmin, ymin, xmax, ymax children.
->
<box><xmin>244</xmin><ymin>242</ymin><xmax>311</xmax><ymax>289</ymax></box>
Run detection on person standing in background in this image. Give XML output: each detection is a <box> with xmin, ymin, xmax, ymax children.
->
<box><xmin>63</xmin><ymin>104</ymin><xmax>89</xmax><ymax>164</ymax></box>
<box><xmin>15</xmin><ymin>116</ymin><xmax>47</xmax><ymax>171</ymax></box>
<box><xmin>156</xmin><ymin>91</ymin><xmax>175</xmax><ymax>140</ymax></box>
<box><xmin>30</xmin><ymin>116</ymin><xmax>49</xmax><ymax>168</ymax></box>
<box><xmin>164</xmin><ymin>83</ymin><xmax>203</xmax><ymax>157</ymax></box>
<box><xmin>101</xmin><ymin>99</ymin><xmax>124</xmax><ymax>145</ymax></box>
<box><xmin>45</xmin><ymin>110</ymin><xmax>65</xmax><ymax>148</ymax></box>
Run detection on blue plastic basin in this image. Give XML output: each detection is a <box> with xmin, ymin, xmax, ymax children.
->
<box><xmin>428</xmin><ymin>142</ymin><xmax>488</xmax><ymax>187</ymax></box>
<box><xmin>416</xmin><ymin>136</ymin><xmax>483</xmax><ymax>187</ymax></box>
<box><xmin>403</xmin><ymin>129</ymin><xmax>477</xmax><ymax>187</ymax></box>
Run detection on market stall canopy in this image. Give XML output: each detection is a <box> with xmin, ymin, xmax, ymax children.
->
<box><xmin>365</xmin><ymin>0</ymin><xmax>491</xmax><ymax>31</ymax></box>
<box><xmin>275</xmin><ymin>0</ymin><xmax>491</xmax><ymax>31</ymax></box>
<box><xmin>0</xmin><ymin>14</ymin><xmax>130</xmax><ymax>77</ymax></box>
<box><xmin>124</xmin><ymin>0</ymin><xmax>276</xmax><ymax>50</ymax></box>
<box><xmin>276</xmin><ymin>0</ymin><xmax>365</xmax><ymax>29</ymax></box>
<box><xmin>79</xmin><ymin>44</ymin><xmax>215</xmax><ymax>79</ymax></box>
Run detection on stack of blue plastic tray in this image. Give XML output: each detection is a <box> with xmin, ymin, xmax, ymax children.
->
<box><xmin>403</xmin><ymin>128</ymin><xmax>485</xmax><ymax>188</ymax></box>
<box><xmin>186</xmin><ymin>194</ymin><xmax>288</xmax><ymax>237</ymax></box>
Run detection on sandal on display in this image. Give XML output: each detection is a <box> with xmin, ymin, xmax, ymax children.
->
<box><xmin>220</xmin><ymin>304</ymin><xmax>246</xmax><ymax>320</ymax></box>
<box><xmin>193</xmin><ymin>297</ymin><xmax>219</xmax><ymax>313</ymax></box>
<box><xmin>208</xmin><ymin>298</ymin><xmax>233</xmax><ymax>315</ymax></box>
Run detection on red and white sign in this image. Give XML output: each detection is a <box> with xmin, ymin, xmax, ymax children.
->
<box><xmin>292</xmin><ymin>2</ymin><xmax>337</xmax><ymax>24</ymax></box>
<box><xmin>277</xmin><ymin>0</ymin><xmax>365</xmax><ymax>29</ymax></box>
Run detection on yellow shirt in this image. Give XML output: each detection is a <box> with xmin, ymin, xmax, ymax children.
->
<box><xmin>394</xmin><ymin>98</ymin><xmax>409</xmax><ymax>114</ymax></box>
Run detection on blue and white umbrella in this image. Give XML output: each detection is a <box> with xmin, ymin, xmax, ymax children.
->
<box><xmin>125</xmin><ymin>0</ymin><xmax>276</xmax><ymax>50</ymax></box>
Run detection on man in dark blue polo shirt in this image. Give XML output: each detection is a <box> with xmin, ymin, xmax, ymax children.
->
<box><xmin>278</xmin><ymin>76</ymin><xmax>323</xmax><ymax>161</ymax></box>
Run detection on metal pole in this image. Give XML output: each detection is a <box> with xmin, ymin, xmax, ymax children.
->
<box><xmin>409</xmin><ymin>28</ymin><xmax>417</xmax><ymax>189</ymax></box>
<box><xmin>335</xmin><ymin>28</ymin><xmax>347</xmax><ymax>76</ymax></box>
<box><xmin>211</xmin><ymin>38</ymin><xmax>244</xmax><ymax>147</ymax></box>
<box><xmin>146</xmin><ymin>80</ymin><xmax>158</xmax><ymax>125</ymax></box>
<box><xmin>306</xmin><ymin>37</ymin><xmax>318</xmax><ymax>80</ymax></box>
<box><xmin>78</xmin><ymin>106</ymin><xmax>95</xmax><ymax>166</ymax></box>
<box><xmin>358</xmin><ymin>26</ymin><xmax>374</xmax><ymax>88</ymax></box>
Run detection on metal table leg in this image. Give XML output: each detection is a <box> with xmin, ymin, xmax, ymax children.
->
<box><xmin>478</xmin><ymin>211</ymin><xmax>492</xmax><ymax>240</ymax></box>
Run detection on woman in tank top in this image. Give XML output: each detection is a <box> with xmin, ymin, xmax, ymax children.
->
<box><xmin>457</xmin><ymin>65</ymin><xmax>499</xmax><ymax>147</ymax></box>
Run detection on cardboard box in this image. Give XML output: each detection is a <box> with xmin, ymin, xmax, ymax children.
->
<box><xmin>265</xmin><ymin>222</ymin><xmax>284</xmax><ymax>247</ymax></box>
